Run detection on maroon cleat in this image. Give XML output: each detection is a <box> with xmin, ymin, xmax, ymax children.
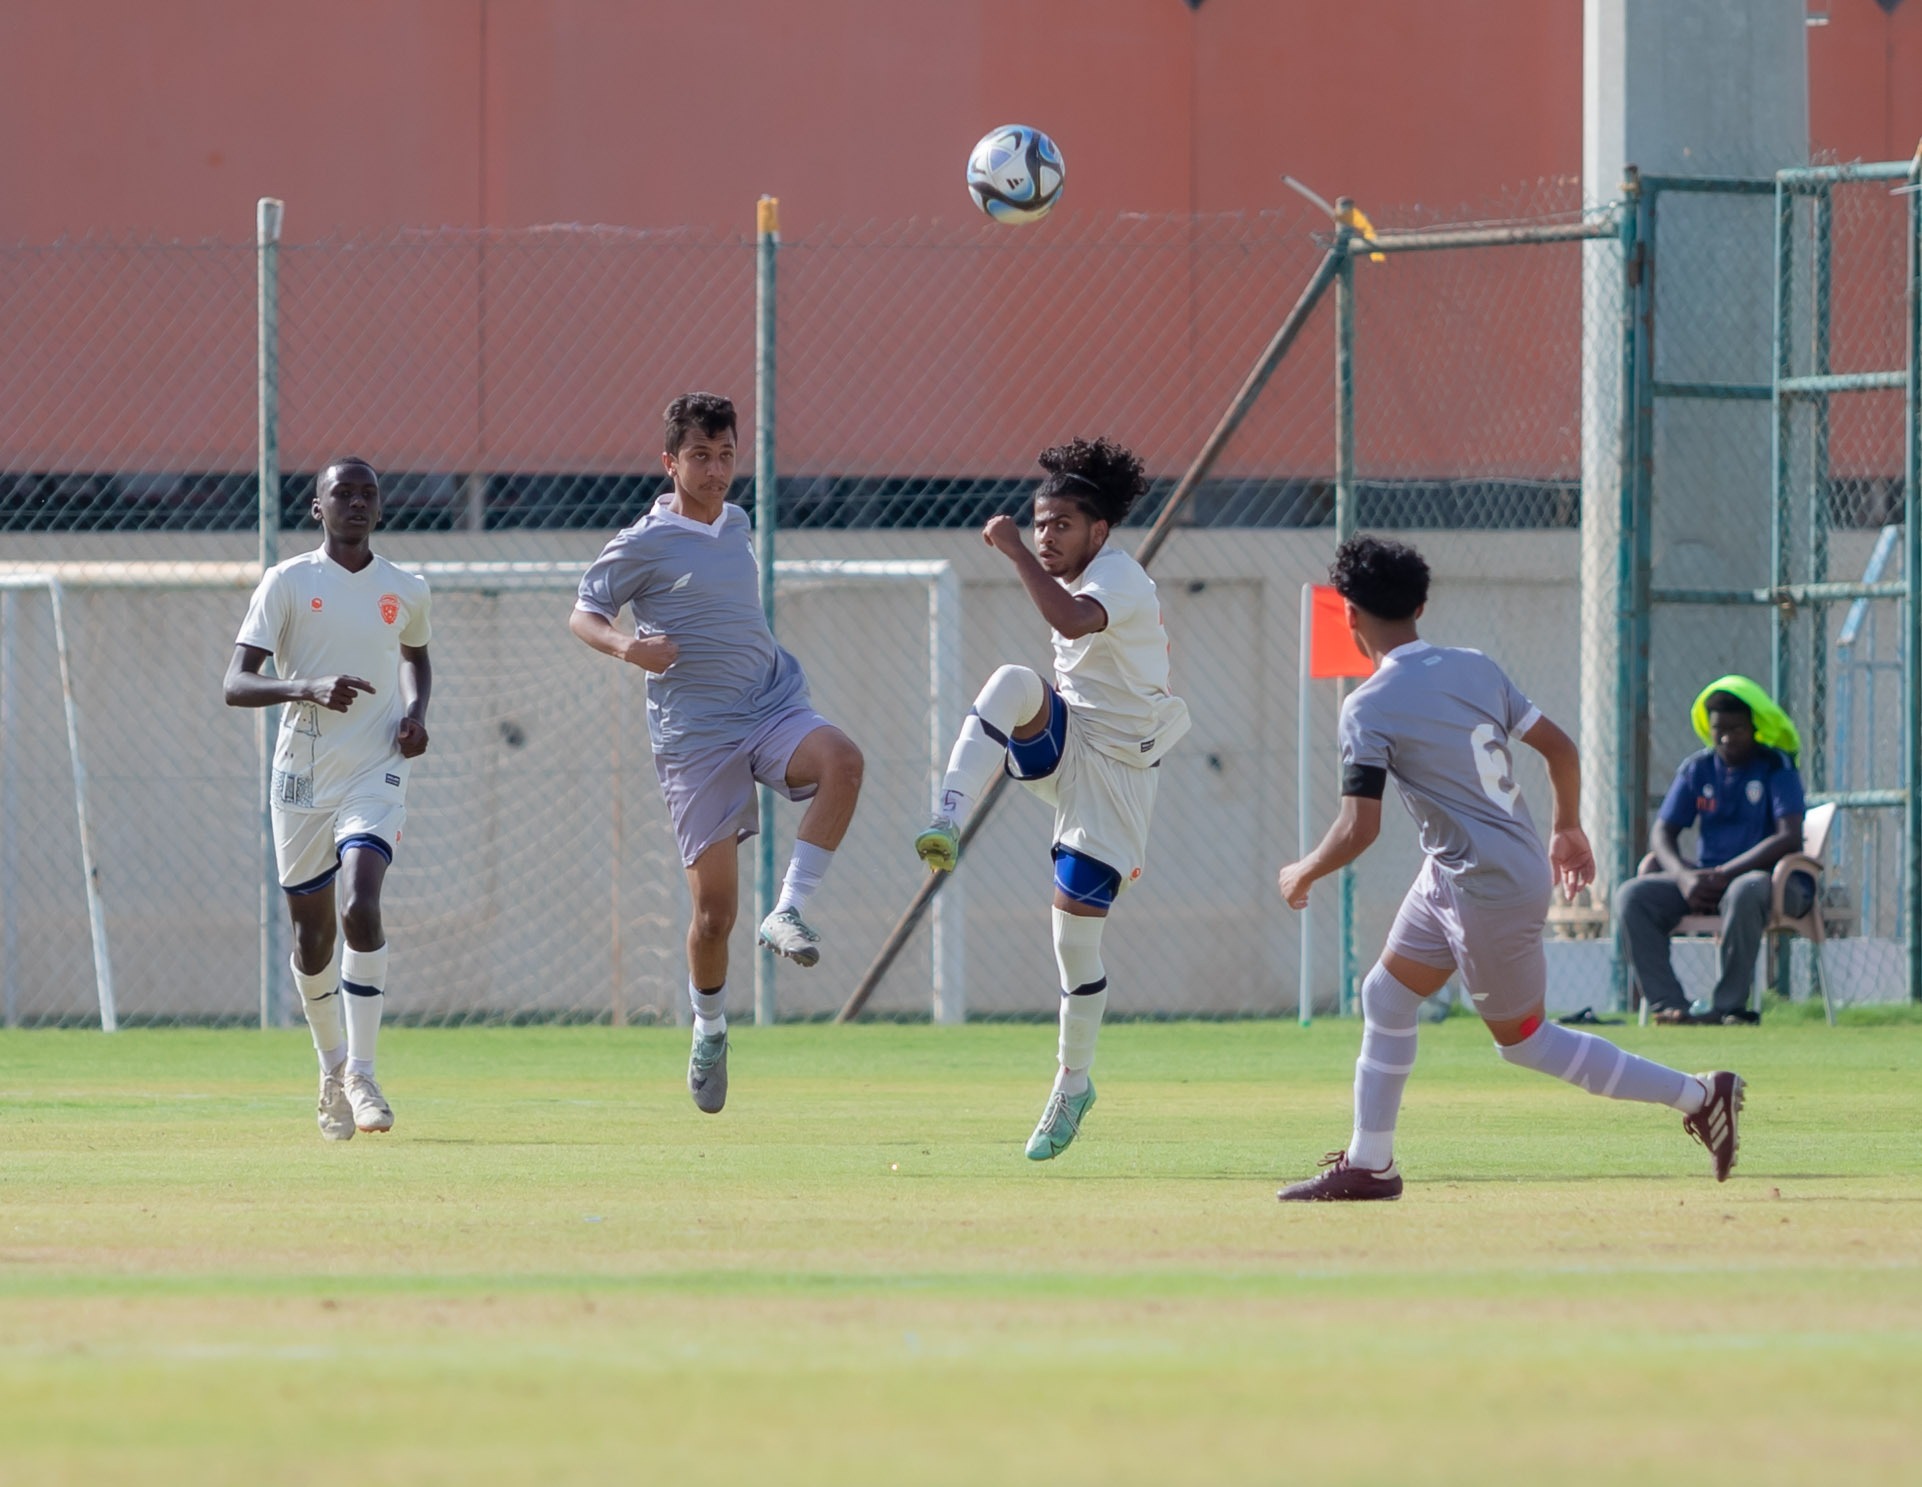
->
<box><xmin>1682</xmin><ymin>1071</ymin><xmax>1745</xmax><ymax>1182</ymax></box>
<box><xmin>1277</xmin><ymin>1150</ymin><xmax>1404</xmax><ymax>1202</ymax></box>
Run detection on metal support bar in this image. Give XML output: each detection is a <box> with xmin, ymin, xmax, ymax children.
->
<box><xmin>1771</xmin><ymin>180</ymin><xmax>1794</xmax><ymax>736</ymax></box>
<box><xmin>1332</xmin><ymin>221</ymin><xmax>1357</xmax><ymax>1016</ymax></box>
<box><xmin>256</xmin><ymin>196</ymin><xmax>284</xmax><ymax>1033</ymax></box>
<box><xmin>1810</xmin><ymin>189</ymin><xmax>1834</xmax><ymax>795</ymax></box>
<box><xmin>1809</xmin><ymin>790</ymin><xmax>1908</xmax><ymax>809</ymax></box>
<box><xmin>1906</xmin><ymin>179</ymin><xmax>1922</xmax><ymax>1001</ymax></box>
<box><xmin>1344</xmin><ymin>217</ymin><xmax>1618</xmax><ymax>254</ymax></box>
<box><xmin>1637</xmin><ymin>175</ymin><xmax>1777</xmax><ymax>196</ymax></box>
<box><xmin>46</xmin><ymin>580</ymin><xmax>115</xmax><ymax>1032</ymax></box>
<box><xmin>1653</xmin><ymin>582</ymin><xmax>1908</xmax><ymax>606</ymax></box>
<box><xmin>754</xmin><ymin>196</ymin><xmax>779</xmax><ymax>1027</ymax></box>
<box><xmin>1781</xmin><ymin>371</ymin><xmax>1907</xmax><ymax>396</ymax></box>
<box><xmin>1616</xmin><ymin>168</ymin><xmax>1652</xmax><ymax>1010</ymax></box>
<box><xmin>1650</xmin><ymin>381</ymin><xmax>1771</xmax><ymax>400</ymax></box>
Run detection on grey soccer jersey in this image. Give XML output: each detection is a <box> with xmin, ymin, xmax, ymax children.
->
<box><xmin>575</xmin><ymin>494</ymin><xmax>810</xmax><ymax>757</ymax></box>
<box><xmin>1339</xmin><ymin>640</ymin><xmax>1549</xmax><ymax>898</ymax></box>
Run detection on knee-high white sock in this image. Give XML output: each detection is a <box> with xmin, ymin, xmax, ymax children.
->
<box><xmin>937</xmin><ymin>665</ymin><xmax>1046</xmax><ymax>823</ymax></box>
<box><xmin>775</xmin><ymin>840</ymin><xmax>834</xmax><ymax>916</ymax></box>
<box><xmin>1052</xmin><ymin>908</ymin><xmax>1108</xmax><ymax>1096</ymax></box>
<box><xmin>1347</xmin><ymin>964</ymin><xmax>1425</xmax><ymax>1171</ymax></box>
<box><xmin>292</xmin><ymin>953</ymin><xmax>345</xmax><ymax>1074</ymax></box>
<box><xmin>1498</xmin><ymin>1021</ymin><xmax>1706</xmax><ymax>1113</ymax></box>
<box><xmin>690</xmin><ymin>981</ymin><xmax>726</xmax><ymax>1038</ymax></box>
<box><xmin>341</xmin><ymin>944</ymin><xmax>387</xmax><ymax>1079</ymax></box>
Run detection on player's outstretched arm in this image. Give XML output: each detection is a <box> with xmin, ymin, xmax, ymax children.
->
<box><xmin>568</xmin><ymin>607</ymin><xmax>678</xmax><ymax>673</ymax></box>
<box><xmin>1277</xmin><ymin>795</ymin><xmax>1381</xmax><ymax>910</ymax></box>
<box><xmin>395</xmin><ymin>644</ymin><xmax>432</xmax><ymax>759</ymax></box>
<box><xmin>983</xmin><ymin>516</ymin><xmax>1107</xmax><ymax>638</ymax></box>
<box><xmin>1520</xmin><ymin>715</ymin><xmax>1595</xmax><ymax>899</ymax></box>
<box><xmin>223</xmin><ymin>645</ymin><xmax>373</xmax><ymax>713</ymax></box>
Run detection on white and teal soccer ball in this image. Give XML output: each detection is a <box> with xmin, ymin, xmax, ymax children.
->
<box><xmin>966</xmin><ymin>126</ymin><xmax>1065</xmax><ymax>224</ymax></box>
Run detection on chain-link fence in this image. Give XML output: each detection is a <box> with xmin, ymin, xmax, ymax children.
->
<box><xmin>2</xmin><ymin>171</ymin><xmax>1913</xmax><ymax>1026</ymax></box>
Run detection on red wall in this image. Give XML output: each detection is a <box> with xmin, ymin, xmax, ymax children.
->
<box><xmin>1</xmin><ymin>1</ymin><xmax>1914</xmax><ymax>481</ymax></box>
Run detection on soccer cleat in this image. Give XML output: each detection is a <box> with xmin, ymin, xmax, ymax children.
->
<box><xmin>316</xmin><ymin>1065</ymin><xmax>354</xmax><ymax>1142</ymax></box>
<box><xmin>688</xmin><ymin>1029</ymin><xmax>729</xmax><ymax>1115</ymax></box>
<box><xmin>1025</xmin><ymin>1081</ymin><xmax>1096</xmax><ymax>1161</ymax></box>
<box><xmin>914</xmin><ymin>817</ymin><xmax>960</xmax><ymax>873</ymax></box>
<box><xmin>757</xmin><ymin>907</ymin><xmax>821</xmax><ymax>968</ymax></box>
<box><xmin>1683</xmin><ymin>1070</ymin><xmax>1744</xmax><ymax>1182</ymax></box>
<box><xmin>344</xmin><ymin>1071</ymin><xmax>394</xmax><ymax>1134</ymax></box>
<box><xmin>1276</xmin><ymin>1150</ymin><xmax>1404</xmax><ymax>1202</ymax></box>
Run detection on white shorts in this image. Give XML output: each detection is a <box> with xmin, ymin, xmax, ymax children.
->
<box><xmin>1384</xmin><ymin>859</ymin><xmax>1552</xmax><ymax>1022</ymax></box>
<box><xmin>1008</xmin><ymin>694</ymin><xmax>1160</xmax><ymax>892</ymax></box>
<box><xmin>273</xmin><ymin>796</ymin><xmax>406</xmax><ymax>893</ymax></box>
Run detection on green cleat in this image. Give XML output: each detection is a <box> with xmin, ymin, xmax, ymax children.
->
<box><xmin>1025</xmin><ymin>1081</ymin><xmax>1096</xmax><ymax>1161</ymax></box>
<box><xmin>914</xmin><ymin>817</ymin><xmax>961</xmax><ymax>873</ymax></box>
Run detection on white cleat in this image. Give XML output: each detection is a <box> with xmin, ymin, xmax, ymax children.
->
<box><xmin>317</xmin><ymin>1065</ymin><xmax>354</xmax><ymax>1142</ymax></box>
<box><xmin>757</xmin><ymin>906</ymin><xmax>822</xmax><ymax>968</ymax></box>
<box><xmin>345</xmin><ymin>1071</ymin><xmax>394</xmax><ymax>1134</ymax></box>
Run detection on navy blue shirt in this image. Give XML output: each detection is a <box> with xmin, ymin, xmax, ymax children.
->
<box><xmin>1658</xmin><ymin>746</ymin><xmax>1805</xmax><ymax>869</ymax></box>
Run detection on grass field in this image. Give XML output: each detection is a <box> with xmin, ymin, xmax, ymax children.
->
<box><xmin>3</xmin><ymin>1016</ymin><xmax>1918</xmax><ymax>1485</ymax></box>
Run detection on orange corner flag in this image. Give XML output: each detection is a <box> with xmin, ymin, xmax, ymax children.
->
<box><xmin>1309</xmin><ymin>585</ymin><xmax>1374</xmax><ymax>679</ymax></box>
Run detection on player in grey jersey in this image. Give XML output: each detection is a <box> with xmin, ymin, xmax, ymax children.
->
<box><xmin>571</xmin><ymin>393</ymin><xmax>865</xmax><ymax>1114</ymax></box>
<box><xmin>1273</xmin><ymin>536</ymin><xmax>1743</xmax><ymax>1199</ymax></box>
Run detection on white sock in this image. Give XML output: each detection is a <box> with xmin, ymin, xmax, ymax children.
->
<box><xmin>937</xmin><ymin>665</ymin><xmax>1046</xmax><ymax>822</ymax></box>
<box><xmin>691</xmin><ymin>982</ymin><xmax>726</xmax><ymax>1038</ymax></box>
<box><xmin>341</xmin><ymin>944</ymin><xmax>387</xmax><ymax>1079</ymax></box>
<box><xmin>1052</xmin><ymin>908</ymin><xmax>1108</xmax><ymax>1095</ymax></box>
<box><xmin>775</xmin><ymin>841</ymin><xmax>834</xmax><ymax>916</ymax></box>
<box><xmin>1347</xmin><ymin>964</ymin><xmax>1424</xmax><ymax>1171</ymax></box>
<box><xmin>291</xmin><ymin>952</ymin><xmax>344</xmax><ymax>1073</ymax></box>
<box><xmin>1498</xmin><ymin>1020</ymin><xmax>1705</xmax><ymax>1112</ymax></box>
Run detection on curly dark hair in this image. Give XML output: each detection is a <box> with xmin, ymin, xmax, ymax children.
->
<box><xmin>663</xmin><ymin>391</ymin><xmax>737</xmax><ymax>455</ymax></box>
<box><xmin>1330</xmin><ymin>535</ymin><xmax>1430</xmax><ymax>621</ymax></box>
<box><xmin>1704</xmin><ymin>691</ymin><xmax>1752</xmax><ymax>722</ymax></box>
<box><xmin>1035</xmin><ymin>436</ymin><xmax>1147</xmax><ymax>527</ymax></box>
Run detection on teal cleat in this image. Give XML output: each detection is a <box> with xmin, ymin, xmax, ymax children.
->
<box><xmin>1025</xmin><ymin>1081</ymin><xmax>1096</xmax><ymax>1161</ymax></box>
<box><xmin>914</xmin><ymin>817</ymin><xmax>961</xmax><ymax>873</ymax></box>
<box><xmin>688</xmin><ymin>1029</ymin><xmax>729</xmax><ymax>1114</ymax></box>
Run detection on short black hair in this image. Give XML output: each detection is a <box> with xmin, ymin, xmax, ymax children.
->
<box><xmin>1330</xmin><ymin>535</ymin><xmax>1430</xmax><ymax>621</ymax></box>
<box><xmin>1704</xmin><ymin>691</ymin><xmax>1753</xmax><ymax>722</ymax></box>
<box><xmin>319</xmin><ymin>457</ymin><xmax>377</xmax><ymax>490</ymax></box>
<box><xmin>1035</xmin><ymin>436</ymin><xmax>1146</xmax><ymax>526</ymax></box>
<box><xmin>663</xmin><ymin>392</ymin><xmax>737</xmax><ymax>455</ymax></box>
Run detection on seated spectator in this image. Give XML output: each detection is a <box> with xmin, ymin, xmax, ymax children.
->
<box><xmin>1615</xmin><ymin>676</ymin><xmax>1808</xmax><ymax>1025</ymax></box>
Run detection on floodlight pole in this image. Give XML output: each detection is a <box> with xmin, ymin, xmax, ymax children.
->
<box><xmin>257</xmin><ymin>197</ymin><xmax>285</xmax><ymax>1032</ymax></box>
<box><xmin>753</xmin><ymin>196</ymin><xmax>780</xmax><ymax>1027</ymax></box>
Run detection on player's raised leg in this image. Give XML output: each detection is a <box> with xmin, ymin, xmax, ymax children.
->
<box><xmin>285</xmin><ymin>878</ymin><xmax>353</xmax><ymax>1142</ymax></box>
<box><xmin>684</xmin><ymin>838</ymin><xmax>736</xmax><ymax>1114</ymax></box>
<box><xmin>1026</xmin><ymin>856</ymin><xmax>1120</xmax><ymax>1161</ymax></box>
<box><xmin>337</xmin><ymin>839</ymin><xmax>396</xmax><ymax>1133</ymax></box>
<box><xmin>758</xmin><ymin>723</ymin><xmax>864</xmax><ymax>967</ymax></box>
<box><xmin>917</xmin><ymin>665</ymin><xmax>1051</xmax><ymax>870</ymax></box>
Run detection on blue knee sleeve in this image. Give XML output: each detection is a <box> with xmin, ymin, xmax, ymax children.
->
<box><xmin>1052</xmin><ymin>847</ymin><xmax>1120</xmax><ymax>911</ymax></box>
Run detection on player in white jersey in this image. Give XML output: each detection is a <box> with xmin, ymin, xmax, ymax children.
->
<box><xmin>916</xmin><ymin>438</ymin><xmax>1190</xmax><ymax>1160</ymax></box>
<box><xmin>225</xmin><ymin>459</ymin><xmax>432</xmax><ymax>1141</ymax></box>
<box><xmin>1274</xmin><ymin>536</ymin><xmax>1742</xmax><ymax>1200</ymax></box>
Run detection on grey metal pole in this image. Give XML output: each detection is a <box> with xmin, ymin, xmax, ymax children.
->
<box><xmin>1906</xmin><ymin>179</ymin><xmax>1921</xmax><ymax>1002</ymax></box>
<box><xmin>1770</xmin><ymin>181</ymin><xmax>1794</xmax><ymax>719</ymax></box>
<box><xmin>1332</xmin><ymin>219</ymin><xmax>1358</xmax><ymax>1016</ymax></box>
<box><xmin>1612</xmin><ymin>170</ymin><xmax>1646</xmax><ymax>1010</ymax></box>
<box><xmin>257</xmin><ymin>197</ymin><xmax>284</xmax><ymax>1032</ymax></box>
<box><xmin>753</xmin><ymin>196</ymin><xmax>779</xmax><ymax>1028</ymax></box>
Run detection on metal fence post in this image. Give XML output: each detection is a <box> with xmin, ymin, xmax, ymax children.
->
<box><xmin>1332</xmin><ymin>222</ymin><xmax>1358</xmax><ymax>1016</ymax></box>
<box><xmin>754</xmin><ymin>195</ymin><xmax>780</xmax><ymax>1027</ymax></box>
<box><xmin>1613</xmin><ymin>168</ymin><xmax>1646</xmax><ymax>1010</ymax></box>
<box><xmin>257</xmin><ymin>197</ymin><xmax>284</xmax><ymax>1032</ymax></box>
<box><xmin>1906</xmin><ymin>177</ymin><xmax>1921</xmax><ymax>1002</ymax></box>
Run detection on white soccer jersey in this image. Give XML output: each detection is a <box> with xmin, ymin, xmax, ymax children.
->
<box><xmin>236</xmin><ymin>550</ymin><xmax>431</xmax><ymax>811</ymax></box>
<box><xmin>1052</xmin><ymin>544</ymin><xmax>1190</xmax><ymax>767</ymax></box>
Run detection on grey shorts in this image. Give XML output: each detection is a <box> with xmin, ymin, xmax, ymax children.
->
<box><xmin>1384</xmin><ymin>859</ymin><xmax>1552</xmax><ymax>1023</ymax></box>
<box><xmin>654</xmin><ymin>706</ymin><xmax>830</xmax><ymax>867</ymax></box>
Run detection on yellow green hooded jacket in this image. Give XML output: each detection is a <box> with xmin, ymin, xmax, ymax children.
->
<box><xmin>1691</xmin><ymin>675</ymin><xmax>1800</xmax><ymax>763</ymax></box>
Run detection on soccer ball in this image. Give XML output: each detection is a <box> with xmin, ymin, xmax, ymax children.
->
<box><xmin>966</xmin><ymin>126</ymin><xmax>1065</xmax><ymax>224</ymax></box>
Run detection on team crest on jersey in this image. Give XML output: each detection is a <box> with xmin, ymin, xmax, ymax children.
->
<box><xmin>310</xmin><ymin>597</ymin><xmax>323</xmax><ymax>611</ymax></box>
<box><xmin>379</xmin><ymin>593</ymin><xmax>400</xmax><ymax>625</ymax></box>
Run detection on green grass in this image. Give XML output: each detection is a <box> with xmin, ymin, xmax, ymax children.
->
<box><xmin>2</xmin><ymin>1020</ymin><xmax>1918</xmax><ymax>1486</ymax></box>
